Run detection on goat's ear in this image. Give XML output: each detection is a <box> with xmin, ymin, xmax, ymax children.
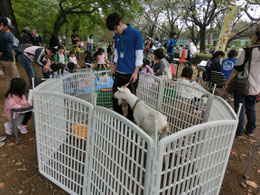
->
<box><xmin>117</xmin><ymin>87</ymin><xmax>123</xmax><ymax>91</ymax></box>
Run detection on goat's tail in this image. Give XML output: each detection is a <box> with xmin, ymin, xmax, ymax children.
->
<box><xmin>161</xmin><ymin>123</ymin><xmax>170</xmax><ymax>133</ymax></box>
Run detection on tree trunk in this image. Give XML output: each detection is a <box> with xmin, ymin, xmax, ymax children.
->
<box><xmin>208</xmin><ymin>21</ymin><xmax>214</xmax><ymax>45</ymax></box>
<box><xmin>149</xmin><ymin>25</ymin><xmax>155</xmax><ymax>38</ymax></box>
<box><xmin>52</xmin><ymin>12</ymin><xmax>68</xmax><ymax>36</ymax></box>
<box><xmin>200</xmin><ymin>27</ymin><xmax>206</xmax><ymax>53</ymax></box>
<box><xmin>0</xmin><ymin>0</ymin><xmax>20</xmax><ymax>39</ymax></box>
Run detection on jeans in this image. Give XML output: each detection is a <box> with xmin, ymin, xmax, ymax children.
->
<box><xmin>234</xmin><ymin>94</ymin><xmax>257</xmax><ymax>136</ymax></box>
<box><xmin>87</xmin><ymin>45</ymin><xmax>92</xmax><ymax>55</ymax></box>
<box><xmin>17</xmin><ymin>54</ymin><xmax>38</xmax><ymax>87</ymax></box>
<box><xmin>112</xmin><ymin>73</ymin><xmax>139</xmax><ymax>122</ymax></box>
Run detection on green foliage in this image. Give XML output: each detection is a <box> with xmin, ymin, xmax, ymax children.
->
<box><xmin>11</xmin><ymin>0</ymin><xmax>144</xmax><ymax>43</ymax></box>
<box><xmin>12</xmin><ymin>0</ymin><xmax>58</xmax><ymax>35</ymax></box>
<box><xmin>229</xmin><ymin>40</ymin><xmax>241</xmax><ymax>47</ymax></box>
<box><xmin>205</xmin><ymin>44</ymin><xmax>213</xmax><ymax>48</ymax></box>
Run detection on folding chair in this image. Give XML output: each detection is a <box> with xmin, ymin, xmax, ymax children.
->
<box><xmin>243</xmin><ymin>143</ymin><xmax>260</xmax><ymax>178</ymax></box>
<box><xmin>11</xmin><ymin>106</ymin><xmax>33</xmax><ymax>144</ymax></box>
<box><xmin>209</xmin><ymin>71</ymin><xmax>227</xmax><ymax>96</ymax></box>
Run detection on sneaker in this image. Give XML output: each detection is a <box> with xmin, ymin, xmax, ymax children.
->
<box><xmin>0</xmin><ymin>141</ymin><xmax>4</xmax><ymax>147</ymax></box>
<box><xmin>4</xmin><ymin>122</ymin><xmax>13</xmax><ymax>135</ymax></box>
<box><xmin>245</xmin><ymin>131</ymin><xmax>254</xmax><ymax>137</ymax></box>
<box><xmin>235</xmin><ymin>135</ymin><xmax>243</xmax><ymax>139</ymax></box>
<box><xmin>17</xmin><ymin>124</ymin><xmax>28</xmax><ymax>134</ymax></box>
<box><xmin>0</xmin><ymin>136</ymin><xmax>6</xmax><ymax>142</ymax></box>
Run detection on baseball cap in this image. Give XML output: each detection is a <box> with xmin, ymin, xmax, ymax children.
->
<box><xmin>24</xmin><ymin>26</ymin><xmax>30</xmax><ymax>31</ymax></box>
<box><xmin>6</xmin><ymin>17</ymin><xmax>14</xmax><ymax>29</ymax></box>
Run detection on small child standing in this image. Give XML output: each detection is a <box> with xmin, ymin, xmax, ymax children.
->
<box><xmin>141</xmin><ymin>58</ymin><xmax>154</xmax><ymax>74</ymax></box>
<box><xmin>69</xmin><ymin>50</ymin><xmax>78</xmax><ymax>68</ymax></box>
<box><xmin>4</xmin><ymin>78</ymin><xmax>32</xmax><ymax>135</ymax></box>
<box><xmin>96</xmin><ymin>48</ymin><xmax>110</xmax><ymax>70</ymax></box>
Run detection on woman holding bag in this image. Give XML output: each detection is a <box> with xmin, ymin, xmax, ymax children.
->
<box><xmin>225</xmin><ymin>26</ymin><xmax>260</xmax><ymax>138</ymax></box>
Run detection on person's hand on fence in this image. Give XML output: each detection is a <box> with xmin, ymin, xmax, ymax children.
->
<box><xmin>21</xmin><ymin>103</ymin><xmax>31</xmax><ymax>108</ymax></box>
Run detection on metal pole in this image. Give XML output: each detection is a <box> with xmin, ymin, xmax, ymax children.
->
<box><xmin>154</xmin><ymin>120</ymin><xmax>158</xmax><ymax>147</ymax></box>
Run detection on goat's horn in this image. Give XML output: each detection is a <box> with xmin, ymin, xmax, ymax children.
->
<box><xmin>123</xmin><ymin>82</ymin><xmax>130</xmax><ymax>88</ymax></box>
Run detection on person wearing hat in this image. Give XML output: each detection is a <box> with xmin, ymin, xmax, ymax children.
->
<box><xmin>0</xmin><ymin>17</ymin><xmax>20</xmax><ymax>88</ymax></box>
<box><xmin>4</xmin><ymin>17</ymin><xmax>16</xmax><ymax>52</ymax></box>
<box><xmin>21</xmin><ymin>26</ymin><xmax>32</xmax><ymax>45</ymax></box>
<box><xmin>31</xmin><ymin>29</ymin><xmax>42</xmax><ymax>46</ymax></box>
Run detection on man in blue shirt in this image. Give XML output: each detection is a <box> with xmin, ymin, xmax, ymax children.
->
<box><xmin>221</xmin><ymin>49</ymin><xmax>238</xmax><ymax>80</ymax></box>
<box><xmin>167</xmin><ymin>32</ymin><xmax>177</xmax><ymax>59</ymax></box>
<box><xmin>106</xmin><ymin>12</ymin><xmax>143</xmax><ymax>122</ymax></box>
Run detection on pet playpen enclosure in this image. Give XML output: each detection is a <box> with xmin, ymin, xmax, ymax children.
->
<box><xmin>32</xmin><ymin>71</ymin><xmax>238</xmax><ymax>195</ymax></box>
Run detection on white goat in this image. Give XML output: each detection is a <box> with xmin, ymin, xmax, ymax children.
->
<box><xmin>114</xmin><ymin>84</ymin><xmax>169</xmax><ymax>140</ymax></box>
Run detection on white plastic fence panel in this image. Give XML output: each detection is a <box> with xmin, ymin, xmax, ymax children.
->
<box><xmin>86</xmin><ymin>106</ymin><xmax>154</xmax><ymax>195</ymax></box>
<box><xmin>136</xmin><ymin>72</ymin><xmax>162</xmax><ymax>110</ymax></box>
<box><xmin>155</xmin><ymin>120</ymin><xmax>238</xmax><ymax>195</ymax></box>
<box><xmin>160</xmin><ymin>81</ymin><xmax>211</xmax><ymax>134</ymax></box>
<box><xmin>208</xmin><ymin>96</ymin><xmax>237</xmax><ymax>121</ymax></box>
<box><xmin>93</xmin><ymin>70</ymin><xmax>114</xmax><ymax>108</ymax></box>
<box><xmin>34</xmin><ymin>78</ymin><xmax>63</xmax><ymax>93</ymax></box>
<box><xmin>62</xmin><ymin>72</ymin><xmax>95</xmax><ymax>104</ymax></box>
<box><xmin>33</xmin><ymin>91</ymin><xmax>93</xmax><ymax>195</ymax></box>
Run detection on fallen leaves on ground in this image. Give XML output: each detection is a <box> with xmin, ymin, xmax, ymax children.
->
<box><xmin>241</xmin><ymin>153</ymin><xmax>247</xmax><ymax>157</ymax></box>
<box><xmin>241</xmin><ymin>181</ymin><xmax>247</xmax><ymax>189</ymax></box>
<box><xmin>248</xmin><ymin>139</ymin><xmax>257</xmax><ymax>145</ymax></box>
<box><xmin>0</xmin><ymin>154</ymin><xmax>7</xmax><ymax>158</ymax></box>
<box><xmin>231</xmin><ymin>148</ymin><xmax>238</xmax><ymax>156</ymax></box>
<box><xmin>246</xmin><ymin>180</ymin><xmax>258</xmax><ymax>188</ymax></box>
<box><xmin>6</xmin><ymin>142</ymin><xmax>15</xmax><ymax>147</ymax></box>
<box><xmin>15</xmin><ymin>162</ymin><xmax>22</xmax><ymax>166</ymax></box>
<box><xmin>18</xmin><ymin>190</ymin><xmax>23</xmax><ymax>194</ymax></box>
<box><xmin>17</xmin><ymin>145</ymin><xmax>26</xmax><ymax>149</ymax></box>
<box><xmin>0</xmin><ymin>182</ymin><xmax>4</xmax><ymax>189</ymax></box>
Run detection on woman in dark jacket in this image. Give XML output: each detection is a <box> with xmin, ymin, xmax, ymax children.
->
<box><xmin>204</xmin><ymin>51</ymin><xmax>225</xmax><ymax>81</ymax></box>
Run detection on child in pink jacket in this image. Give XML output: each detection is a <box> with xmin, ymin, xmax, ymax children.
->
<box><xmin>4</xmin><ymin>78</ymin><xmax>32</xmax><ymax>135</ymax></box>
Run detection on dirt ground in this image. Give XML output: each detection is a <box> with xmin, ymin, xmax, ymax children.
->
<box><xmin>0</xmin><ymin>61</ymin><xmax>260</xmax><ymax>195</ymax></box>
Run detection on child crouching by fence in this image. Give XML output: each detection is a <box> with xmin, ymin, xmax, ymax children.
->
<box><xmin>4</xmin><ymin>78</ymin><xmax>32</xmax><ymax>135</ymax></box>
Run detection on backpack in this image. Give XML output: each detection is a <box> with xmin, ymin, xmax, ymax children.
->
<box><xmin>236</xmin><ymin>46</ymin><xmax>260</xmax><ymax>75</ymax></box>
<box><xmin>13</xmin><ymin>36</ymin><xmax>19</xmax><ymax>47</ymax></box>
